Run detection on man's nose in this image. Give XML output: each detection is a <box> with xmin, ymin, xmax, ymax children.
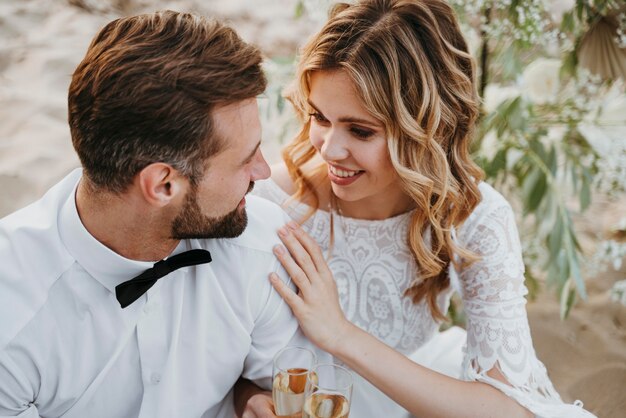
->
<box><xmin>250</xmin><ymin>150</ymin><xmax>271</xmax><ymax>181</ymax></box>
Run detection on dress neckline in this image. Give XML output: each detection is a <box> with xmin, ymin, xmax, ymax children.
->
<box><xmin>261</xmin><ymin>178</ymin><xmax>415</xmax><ymax>225</ymax></box>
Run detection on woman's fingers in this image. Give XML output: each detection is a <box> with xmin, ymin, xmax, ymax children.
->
<box><xmin>277</xmin><ymin>225</ymin><xmax>317</xmax><ymax>278</ymax></box>
<box><xmin>269</xmin><ymin>272</ymin><xmax>303</xmax><ymax>313</ymax></box>
<box><xmin>285</xmin><ymin>222</ymin><xmax>331</xmax><ymax>276</ymax></box>
<box><xmin>272</xmin><ymin>243</ymin><xmax>312</xmax><ymax>295</ymax></box>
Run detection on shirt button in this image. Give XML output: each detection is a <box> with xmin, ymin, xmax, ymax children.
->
<box><xmin>150</xmin><ymin>373</ymin><xmax>162</xmax><ymax>384</ymax></box>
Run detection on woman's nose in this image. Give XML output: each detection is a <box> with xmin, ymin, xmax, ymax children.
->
<box><xmin>319</xmin><ymin>129</ymin><xmax>350</xmax><ymax>162</ymax></box>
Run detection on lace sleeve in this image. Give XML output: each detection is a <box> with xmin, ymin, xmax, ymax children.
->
<box><xmin>455</xmin><ymin>188</ymin><xmax>596</xmax><ymax>418</ymax></box>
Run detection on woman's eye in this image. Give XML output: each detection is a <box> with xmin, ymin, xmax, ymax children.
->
<box><xmin>309</xmin><ymin>112</ymin><xmax>328</xmax><ymax>123</ymax></box>
<box><xmin>350</xmin><ymin>126</ymin><xmax>374</xmax><ymax>139</ymax></box>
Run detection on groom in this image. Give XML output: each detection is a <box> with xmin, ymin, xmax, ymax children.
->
<box><xmin>0</xmin><ymin>11</ymin><xmax>299</xmax><ymax>418</ymax></box>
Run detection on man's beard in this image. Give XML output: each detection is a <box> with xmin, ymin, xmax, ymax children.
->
<box><xmin>171</xmin><ymin>183</ymin><xmax>254</xmax><ymax>239</ymax></box>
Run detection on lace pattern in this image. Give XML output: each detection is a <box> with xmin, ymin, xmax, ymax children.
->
<box><xmin>253</xmin><ymin>179</ymin><xmax>595</xmax><ymax>418</ymax></box>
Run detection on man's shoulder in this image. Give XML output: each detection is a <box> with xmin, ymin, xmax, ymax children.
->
<box><xmin>226</xmin><ymin>195</ymin><xmax>289</xmax><ymax>253</ymax></box>
<box><xmin>0</xmin><ymin>169</ymin><xmax>79</xmax><ymax>264</ymax></box>
<box><xmin>0</xmin><ymin>171</ymin><xmax>78</xmax><ymax>348</ymax></box>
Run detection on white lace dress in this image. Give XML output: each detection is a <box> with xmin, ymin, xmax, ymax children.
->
<box><xmin>253</xmin><ymin>178</ymin><xmax>596</xmax><ymax>418</ymax></box>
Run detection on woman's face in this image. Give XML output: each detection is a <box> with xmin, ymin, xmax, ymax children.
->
<box><xmin>307</xmin><ymin>70</ymin><xmax>410</xmax><ymax>218</ymax></box>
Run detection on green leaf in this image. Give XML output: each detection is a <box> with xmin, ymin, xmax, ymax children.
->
<box><xmin>566</xmin><ymin>213</ymin><xmax>583</xmax><ymax>251</ymax></box>
<box><xmin>507</xmin><ymin>97</ymin><xmax>526</xmax><ymax>131</ymax></box>
<box><xmin>276</xmin><ymin>94</ymin><xmax>285</xmax><ymax>113</ymax></box>
<box><xmin>580</xmin><ymin>173</ymin><xmax>591</xmax><ymax>211</ymax></box>
<box><xmin>522</xmin><ymin>166</ymin><xmax>547</xmax><ymax>213</ymax></box>
<box><xmin>565</xmin><ymin>232</ymin><xmax>587</xmax><ymax>299</ymax></box>
<box><xmin>548</xmin><ymin>145</ymin><xmax>557</xmax><ymax>177</ymax></box>
<box><xmin>497</xmin><ymin>45</ymin><xmax>522</xmax><ymax>80</ymax></box>
<box><xmin>560</xmin><ymin>11</ymin><xmax>575</xmax><ymax>33</ymax></box>
<box><xmin>559</xmin><ymin>279</ymin><xmax>576</xmax><ymax>320</ymax></box>
<box><xmin>485</xmin><ymin>148</ymin><xmax>508</xmax><ymax>178</ymax></box>
<box><xmin>294</xmin><ymin>1</ymin><xmax>305</xmax><ymax>19</ymax></box>
<box><xmin>556</xmin><ymin>249</ymin><xmax>570</xmax><ymax>286</ymax></box>
<box><xmin>570</xmin><ymin>164</ymin><xmax>578</xmax><ymax>189</ymax></box>
<box><xmin>576</xmin><ymin>0</ymin><xmax>584</xmax><ymax>20</ymax></box>
<box><xmin>548</xmin><ymin>213</ymin><xmax>564</xmax><ymax>261</ymax></box>
<box><xmin>561</xmin><ymin>50</ymin><xmax>578</xmax><ymax>79</ymax></box>
<box><xmin>529</xmin><ymin>139</ymin><xmax>548</xmax><ymax>164</ymax></box>
<box><xmin>524</xmin><ymin>266</ymin><xmax>540</xmax><ymax>301</ymax></box>
<box><xmin>493</xmin><ymin>97</ymin><xmax>524</xmax><ymax>136</ymax></box>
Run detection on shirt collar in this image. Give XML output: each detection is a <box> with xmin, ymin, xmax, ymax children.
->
<box><xmin>58</xmin><ymin>172</ymin><xmax>188</xmax><ymax>295</ymax></box>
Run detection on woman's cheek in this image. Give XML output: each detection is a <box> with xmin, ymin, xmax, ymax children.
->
<box><xmin>309</xmin><ymin>124</ymin><xmax>324</xmax><ymax>151</ymax></box>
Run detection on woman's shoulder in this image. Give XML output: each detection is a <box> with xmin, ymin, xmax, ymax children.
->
<box><xmin>257</xmin><ymin>162</ymin><xmax>330</xmax><ymax>209</ymax></box>
<box><xmin>475</xmin><ymin>181</ymin><xmax>511</xmax><ymax>211</ymax></box>
<box><xmin>252</xmin><ymin>162</ymin><xmax>323</xmax><ymax>223</ymax></box>
<box><xmin>456</xmin><ymin>182</ymin><xmax>516</xmax><ymax>242</ymax></box>
<box><xmin>252</xmin><ymin>163</ymin><xmax>293</xmax><ymax>202</ymax></box>
<box><xmin>271</xmin><ymin>162</ymin><xmax>297</xmax><ymax>195</ymax></box>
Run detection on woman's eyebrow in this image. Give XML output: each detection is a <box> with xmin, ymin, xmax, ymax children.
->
<box><xmin>307</xmin><ymin>99</ymin><xmax>381</xmax><ymax>128</ymax></box>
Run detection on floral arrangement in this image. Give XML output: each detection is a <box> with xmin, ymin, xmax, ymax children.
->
<box><xmin>454</xmin><ymin>0</ymin><xmax>626</xmax><ymax>316</ymax></box>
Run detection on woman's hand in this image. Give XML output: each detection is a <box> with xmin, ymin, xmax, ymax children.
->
<box><xmin>270</xmin><ymin>221</ymin><xmax>353</xmax><ymax>354</ymax></box>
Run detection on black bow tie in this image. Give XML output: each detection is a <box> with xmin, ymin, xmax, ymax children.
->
<box><xmin>115</xmin><ymin>249</ymin><xmax>212</xmax><ymax>308</ymax></box>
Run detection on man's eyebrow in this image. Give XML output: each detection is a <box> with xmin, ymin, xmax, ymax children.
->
<box><xmin>307</xmin><ymin>99</ymin><xmax>381</xmax><ymax>128</ymax></box>
<box><xmin>242</xmin><ymin>140</ymin><xmax>262</xmax><ymax>164</ymax></box>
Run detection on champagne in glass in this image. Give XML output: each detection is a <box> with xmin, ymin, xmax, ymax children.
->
<box><xmin>302</xmin><ymin>393</ymin><xmax>350</xmax><ymax>418</ymax></box>
<box><xmin>272</xmin><ymin>346</ymin><xmax>317</xmax><ymax>417</ymax></box>
<box><xmin>302</xmin><ymin>364</ymin><xmax>352</xmax><ymax>418</ymax></box>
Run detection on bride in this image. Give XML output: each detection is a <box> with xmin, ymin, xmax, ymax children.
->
<box><xmin>244</xmin><ymin>0</ymin><xmax>597</xmax><ymax>417</ymax></box>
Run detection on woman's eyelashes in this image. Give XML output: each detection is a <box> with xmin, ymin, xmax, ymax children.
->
<box><xmin>350</xmin><ymin>126</ymin><xmax>374</xmax><ymax>139</ymax></box>
<box><xmin>309</xmin><ymin>112</ymin><xmax>328</xmax><ymax>124</ymax></box>
<box><xmin>309</xmin><ymin>112</ymin><xmax>374</xmax><ymax>140</ymax></box>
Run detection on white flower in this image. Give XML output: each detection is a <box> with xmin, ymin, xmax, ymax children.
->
<box><xmin>483</xmin><ymin>84</ymin><xmax>522</xmax><ymax>113</ymax></box>
<box><xmin>578</xmin><ymin>120</ymin><xmax>626</xmax><ymax>159</ymax></box>
<box><xmin>611</xmin><ymin>280</ymin><xmax>626</xmax><ymax>306</ymax></box>
<box><xmin>461</xmin><ymin>24</ymin><xmax>481</xmax><ymax>58</ymax></box>
<box><xmin>596</xmin><ymin>82</ymin><xmax>626</xmax><ymax>126</ymax></box>
<box><xmin>543</xmin><ymin>0</ymin><xmax>575</xmax><ymax>24</ymax></box>
<box><xmin>541</xmin><ymin>125</ymin><xmax>566</xmax><ymax>148</ymax></box>
<box><xmin>522</xmin><ymin>58</ymin><xmax>562</xmax><ymax>105</ymax></box>
<box><xmin>479</xmin><ymin>130</ymin><xmax>500</xmax><ymax>160</ymax></box>
<box><xmin>578</xmin><ymin>81</ymin><xmax>626</xmax><ymax>157</ymax></box>
<box><xmin>507</xmin><ymin>149</ymin><xmax>524</xmax><ymax>170</ymax></box>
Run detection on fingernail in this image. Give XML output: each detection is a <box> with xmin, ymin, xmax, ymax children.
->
<box><xmin>287</xmin><ymin>221</ymin><xmax>299</xmax><ymax>231</ymax></box>
<box><xmin>273</xmin><ymin>244</ymin><xmax>285</xmax><ymax>255</ymax></box>
<box><xmin>278</xmin><ymin>227</ymin><xmax>289</xmax><ymax>237</ymax></box>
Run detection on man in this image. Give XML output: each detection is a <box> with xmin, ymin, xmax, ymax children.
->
<box><xmin>0</xmin><ymin>11</ymin><xmax>299</xmax><ymax>418</ymax></box>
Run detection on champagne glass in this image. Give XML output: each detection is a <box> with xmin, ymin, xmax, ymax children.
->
<box><xmin>272</xmin><ymin>346</ymin><xmax>317</xmax><ymax>417</ymax></box>
<box><xmin>302</xmin><ymin>364</ymin><xmax>352</xmax><ymax>418</ymax></box>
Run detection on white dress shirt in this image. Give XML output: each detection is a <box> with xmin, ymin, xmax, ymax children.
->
<box><xmin>0</xmin><ymin>169</ymin><xmax>300</xmax><ymax>418</ymax></box>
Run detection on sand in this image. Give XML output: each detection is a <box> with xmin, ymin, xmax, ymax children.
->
<box><xmin>1</xmin><ymin>1</ymin><xmax>625</xmax><ymax>417</ymax></box>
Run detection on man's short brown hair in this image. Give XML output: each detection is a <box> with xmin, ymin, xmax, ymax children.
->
<box><xmin>68</xmin><ymin>10</ymin><xmax>267</xmax><ymax>193</ymax></box>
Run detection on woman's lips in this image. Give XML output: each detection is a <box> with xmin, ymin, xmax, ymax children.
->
<box><xmin>327</xmin><ymin>165</ymin><xmax>364</xmax><ymax>186</ymax></box>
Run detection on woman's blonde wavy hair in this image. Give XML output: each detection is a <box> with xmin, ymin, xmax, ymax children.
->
<box><xmin>283</xmin><ymin>0</ymin><xmax>484</xmax><ymax>320</ymax></box>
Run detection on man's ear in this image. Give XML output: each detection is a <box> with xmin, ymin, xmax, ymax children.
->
<box><xmin>136</xmin><ymin>163</ymin><xmax>187</xmax><ymax>207</ymax></box>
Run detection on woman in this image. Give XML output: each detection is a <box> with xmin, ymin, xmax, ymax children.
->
<box><xmin>250</xmin><ymin>0</ymin><xmax>596</xmax><ymax>417</ymax></box>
